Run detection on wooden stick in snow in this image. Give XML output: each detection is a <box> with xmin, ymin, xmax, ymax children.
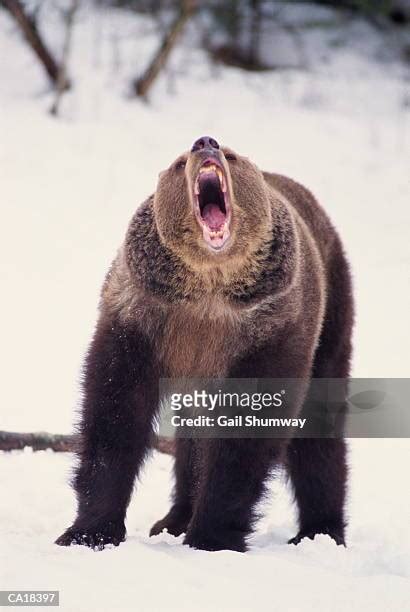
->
<box><xmin>134</xmin><ymin>0</ymin><xmax>195</xmax><ymax>98</ymax></box>
<box><xmin>0</xmin><ymin>430</ymin><xmax>175</xmax><ymax>456</ymax></box>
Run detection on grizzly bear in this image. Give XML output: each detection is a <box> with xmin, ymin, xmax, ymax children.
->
<box><xmin>56</xmin><ymin>136</ymin><xmax>353</xmax><ymax>552</ymax></box>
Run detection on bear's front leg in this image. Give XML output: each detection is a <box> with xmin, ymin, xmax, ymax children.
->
<box><xmin>184</xmin><ymin>336</ymin><xmax>312</xmax><ymax>552</ymax></box>
<box><xmin>184</xmin><ymin>438</ymin><xmax>279</xmax><ymax>552</ymax></box>
<box><xmin>55</xmin><ymin>315</ymin><xmax>158</xmax><ymax>550</ymax></box>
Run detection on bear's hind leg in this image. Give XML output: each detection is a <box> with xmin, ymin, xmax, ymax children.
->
<box><xmin>150</xmin><ymin>439</ymin><xmax>194</xmax><ymax>537</ymax></box>
<box><xmin>288</xmin><ymin>247</ymin><xmax>353</xmax><ymax>547</ymax></box>
<box><xmin>287</xmin><ymin>437</ymin><xmax>347</xmax><ymax>546</ymax></box>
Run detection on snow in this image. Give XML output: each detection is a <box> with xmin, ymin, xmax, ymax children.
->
<box><xmin>1</xmin><ymin>445</ymin><xmax>410</xmax><ymax>611</ymax></box>
<box><xmin>0</xmin><ymin>4</ymin><xmax>409</xmax><ymax>611</ymax></box>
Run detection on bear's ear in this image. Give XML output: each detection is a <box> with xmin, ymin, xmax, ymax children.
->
<box><xmin>222</xmin><ymin>146</ymin><xmax>238</xmax><ymax>161</ymax></box>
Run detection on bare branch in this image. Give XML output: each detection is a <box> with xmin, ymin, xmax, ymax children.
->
<box><xmin>50</xmin><ymin>0</ymin><xmax>79</xmax><ymax>116</ymax></box>
<box><xmin>2</xmin><ymin>0</ymin><xmax>65</xmax><ymax>87</ymax></box>
<box><xmin>134</xmin><ymin>0</ymin><xmax>195</xmax><ymax>98</ymax></box>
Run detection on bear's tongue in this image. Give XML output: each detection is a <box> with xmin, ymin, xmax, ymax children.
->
<box><xmin>201</xmin><ymin>203</ymin><xmax>226</xmax><ymax>230</ymax></box>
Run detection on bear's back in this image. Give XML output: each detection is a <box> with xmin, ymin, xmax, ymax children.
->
<box><xmin>263</xmin><ymin>172</ymin><xmax>340</xmax><ymax>268</ymax></box>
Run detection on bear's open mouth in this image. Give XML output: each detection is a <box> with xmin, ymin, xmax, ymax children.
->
<box><xmin>194</xmin><ymin>159</ymin><xmax>231</xmax><ymax>251</ymax></box>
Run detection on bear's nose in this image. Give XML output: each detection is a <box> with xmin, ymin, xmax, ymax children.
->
<box><xmin>191</xmin><ymin>136</ymin><xmax>219</xmax><ymax>153</ymax></box>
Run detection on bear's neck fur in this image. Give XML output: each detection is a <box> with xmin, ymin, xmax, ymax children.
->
<box><xmin>124</xmin><ymin>196</ymin><xmax>299</xmax><ymax>307</ymax></box>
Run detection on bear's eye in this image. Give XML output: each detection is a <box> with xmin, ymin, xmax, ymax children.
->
<box><xmin>175</xmin><ymin>160</ymin><xmax>186</xmax><ymax>171</ymax></box>
<box><xmin>225</xmin><ymin>153</ymin><xmax>237</xmax><ymax>162</ymax></box>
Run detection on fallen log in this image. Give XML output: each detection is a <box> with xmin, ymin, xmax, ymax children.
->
<box><xmin>0</xmin><ymin>430</ymin><xmax>175</xmax><ymax>456</ymax></box>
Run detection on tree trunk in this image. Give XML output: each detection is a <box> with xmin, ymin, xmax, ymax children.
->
<box><xmin>0</xmin><ymin>430</ymin><xmax>175</xmax><ymax>456</ymax></box>
<box><xmin>134</xmin><ymin>0</ymin><xmax>195</xmax><ymax>98</ymax></box>
<box><xmin>3</xmin><ymin>0</ymin><xmax>66</xmax><ymax>87</ymax></box>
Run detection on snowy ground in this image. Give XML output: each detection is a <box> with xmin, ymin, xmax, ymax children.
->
<box><xmin>0</xmin><ymin>3</ymin><xmax>409</xmax><ymax>611</ymax></box>
<box><xmin>1</xmin><ymin>442</ymin><xmax>409</xmax><ymax>612</ymax></box>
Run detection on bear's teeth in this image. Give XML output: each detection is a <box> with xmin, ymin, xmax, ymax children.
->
<box><xmin>216</xmin><ymin>168</ymin><xmax>225</xmax><ymax>189</ymax></box>
<box><xmin>197</xmin><ymin>164</ymin><xmax>226</xmax><ymax>191</ymax></box>
<box><xmin>209</xmin><ymin>228</ymin><xmax>224</xmax><ymax>238</ymax></box>
<box><xmin>199</xmin><ymin>164</ymin><xmax>217</xmax><ymax>174</ymax></box>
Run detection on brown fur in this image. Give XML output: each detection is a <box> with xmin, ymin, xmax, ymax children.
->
<box><xmin>103</xmin><ymin>149</ymin><xmax>326</xmax><ymax>381</ymax></box>
<box><xmin>56</xmin><ymin>140</ymin><xmax>353</xmax><ymax>553</ymax></box>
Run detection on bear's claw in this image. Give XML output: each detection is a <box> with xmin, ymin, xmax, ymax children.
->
<box><xmin>55</xmin><ymin>522</ymin><xmax>125</xmax><ymax>550</ymax></box>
